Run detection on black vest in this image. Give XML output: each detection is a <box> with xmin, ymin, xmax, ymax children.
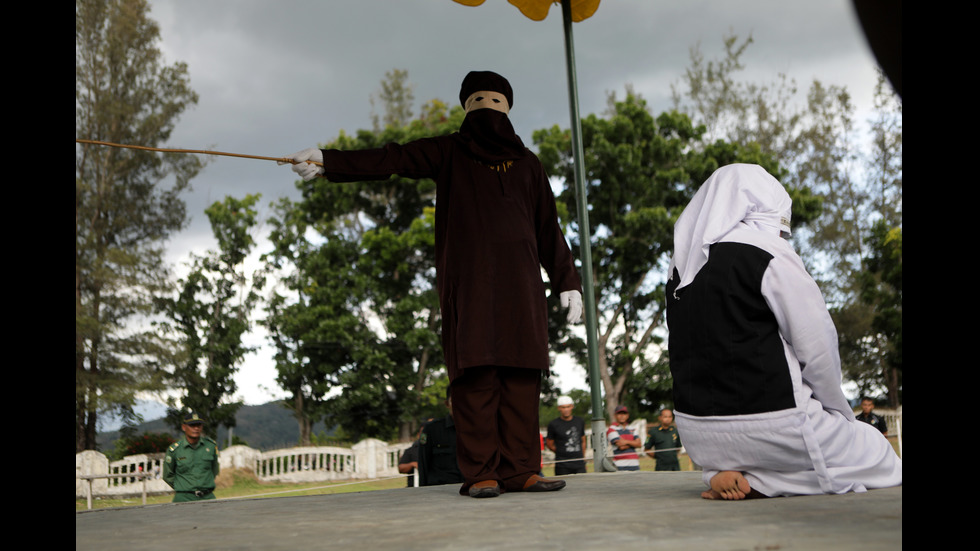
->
<box><xmin>667</xmin><ymin>242</ymin><xmax>795</xmax><ymax>416</ymax></box>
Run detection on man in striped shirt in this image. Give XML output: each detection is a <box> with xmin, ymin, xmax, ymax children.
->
<box><xmin>607</xmin><ymin>406</ymin><xmax>642</xmax><ymax>471</ymax></box>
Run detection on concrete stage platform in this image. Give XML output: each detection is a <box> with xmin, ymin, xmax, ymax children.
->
<box><xmin>76</xmin><ymin>471</ymin><xmax>901</xmax><ymax>550</ymax></box>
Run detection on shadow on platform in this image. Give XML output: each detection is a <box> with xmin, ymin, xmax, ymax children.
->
<box><xmin>76</xmin><ymin>471</ymin><xmax>901</xmax><ymax>551</ymax></box>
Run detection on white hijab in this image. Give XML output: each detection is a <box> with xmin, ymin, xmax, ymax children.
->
<box><xmin>669</xmin><ymin>164</ymin><xmax>793</xmax><ymax>292</ymax></box>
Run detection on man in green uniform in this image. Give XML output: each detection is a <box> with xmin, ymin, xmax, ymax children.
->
<box><xmin>645</xmin><ymin>409</ymin><xmax>682</xmax><ymax>471</ymax></box>
<box><xmin>163</xmin><ymin>411</ymin><xmax>220</xmax><ymax>502</ymax></box>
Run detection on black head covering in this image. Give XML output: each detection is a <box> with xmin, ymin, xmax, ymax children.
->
<box><xmin>454</xmin><ymin>71</ymin><xmax>526</xmax><ymax>163</ymax></box>
<box><xmin>459</xmin><ymin>70</ymin><xmax>514</xmax><ymax>110</ymax></box>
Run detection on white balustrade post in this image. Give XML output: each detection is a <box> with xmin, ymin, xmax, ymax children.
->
<box><xmin>352</xmin><ymin>438</ymin><xmax>388</xmax><ymax>479</ymax></box>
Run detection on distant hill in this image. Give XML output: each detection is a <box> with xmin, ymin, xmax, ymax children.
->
<box><xmin>96</xmin><ymin>401</ymin><xmax>336</xmax><ymax>453</ymax></box>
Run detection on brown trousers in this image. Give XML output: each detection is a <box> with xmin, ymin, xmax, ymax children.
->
<box><xmin>450</xmin><ymin>366</ymin><xmax>542</xmax><ymax>493</ymax></box>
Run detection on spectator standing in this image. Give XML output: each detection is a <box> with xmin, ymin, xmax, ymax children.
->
<box><xmin>606</xmin><ymin>406</ymin><xmax>641</xmax><ymax>471</ymax></box>
<box><xmin>546</xmin><ymin>395</ymin><xmax>587</xmax><ymax>475</ymax></box>
<box><xmin>418</xmin><ymin>395</ymin><xmax>464</xmax><ymax>487</ymax></box>
<box><xmin>162</xmin><ymin>411</ymin><xmax>220</xmax><ymax>502</ymax></box>
<box><xmin>645</xmin><ymin>409</ymin><xmax>682</xmax><ymax>471</ymax></box>
<box><xmin>398</xmin><ymin>423</ymin><xmax>430</xmax><ymax>487</ymax></box>
<box><xmin>855</xmin><ymin>397</ymin><xmax>889</xmax><ymax>436</ymax></box>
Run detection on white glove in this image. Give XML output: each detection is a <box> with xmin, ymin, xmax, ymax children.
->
<box><xmin>560</xmin><ymin>290</ymin><xmax>584</xmax><ymax>324</ymax></box>
<box><xmin>279</xmin><ymin>148</ymin><xmax>324</xmax><ymax>181</ymax></box>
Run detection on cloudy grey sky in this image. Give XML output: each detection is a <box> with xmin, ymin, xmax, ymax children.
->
<box><xmin>145</xmin><ymin>0</ymin><xmax>885</xmax><ymax>405</ymax></box>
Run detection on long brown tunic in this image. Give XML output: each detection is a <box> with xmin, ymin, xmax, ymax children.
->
<box><xmin>320</xmin><ymin>136</ymin><xmax>582</xmax><ymax>380</ymax></box>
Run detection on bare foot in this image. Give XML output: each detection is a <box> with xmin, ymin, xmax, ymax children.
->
<box><xmin>702</xmin><ymin>471</ymin><xmax>752</xmax><ymax>500</ymax></box>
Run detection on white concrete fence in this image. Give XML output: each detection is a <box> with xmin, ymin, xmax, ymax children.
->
<box><xmin>75</xmin><ymin>438</ymin><xmax>413</xmax><ymax>500</ymax></box>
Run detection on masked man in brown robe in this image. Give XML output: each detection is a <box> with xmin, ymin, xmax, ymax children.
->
<box><xmin>283</xmin><ymin>71</ymin><xmax>583</xmax><ymax>498</ymax></box>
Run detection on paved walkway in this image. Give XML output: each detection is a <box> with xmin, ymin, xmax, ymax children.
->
<box><xmin>76</xmin><ymin>471</ymin><xmax>901</xmax><ymax>551</ymax></box>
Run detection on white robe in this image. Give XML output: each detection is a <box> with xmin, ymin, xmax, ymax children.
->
<box><xmin>673</xmin><ymin>225</ymin><xmax>902</xmax><ymax>497</ymax></box>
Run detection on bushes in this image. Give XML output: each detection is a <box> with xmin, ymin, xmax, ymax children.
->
<box><xmin>117</xmin><ymin>432</ymin><xmax>175</xmax><ymax>457</ymax></box>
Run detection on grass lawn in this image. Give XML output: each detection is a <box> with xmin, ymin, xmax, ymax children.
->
<box><xmin>76</xmin><ymin>468</ymin><xmax>412</xmax><ymax>511</ymax></box>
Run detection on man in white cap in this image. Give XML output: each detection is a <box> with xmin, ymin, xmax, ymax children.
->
<box><xmin>545</xmin><ymin>395</ymin><xmax>587</xmax><ymax>475</ymax></box>
<box><xmin>665</xmin><ymin>164</ymin><xmax>902</xmax><ymax>499</ymax></box>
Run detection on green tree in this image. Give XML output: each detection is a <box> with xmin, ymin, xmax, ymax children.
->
<box><xmin>157</xmin><ymin>195</ymin><xmax>263</xmax><ymax>439</ymax></box>
<box><xmin>534</xmin><ymin>91</ymin><xmax>813</xmax><ymax>421</ymax></box>
<box><xmin>856</xmin><ymin>222</ymin><xmax>902</xmax><ymax>402</ymax></box>
<box><xmin>834</xmin><ymin>223</ymin><xmax>903</xmax><ymax>407</ymax></box>
<box><xmin>829</xmin><ymin>73</ymin><xmax>903</xmax><ymax>406</ymax></box>
<box><xmin>670</xmin><ymin>35</ymin><xmax>809</xmax><ymax>163</ymax></box>
<box><xmin>264</xmin><ymin>71</ymin><xmax>464</xmax><ymax>442</ymax></box>
<box><xmin>76</xmin><ymin>0</ymin><xmax>202</xmax><ymax>451</ymax></box>
<box><xmin>263</xmin><ymin>199</ymin><xmax>377</xmax><ymax>444</ymax></box>
<box><xmin>865</xmin><ymin>73</ymin><xmax>903</xmax><ymax>228</ymax></box>
<box><xmin>371</xmin><ymin>68</ymin><xmax>415</xmax><ymax>132</ymax></box>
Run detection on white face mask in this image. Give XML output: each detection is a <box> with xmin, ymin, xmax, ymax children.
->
<box><xmin>464</xmin><ymin>90</ymin><xmax>510</xmax><ymax>115</ymax></box>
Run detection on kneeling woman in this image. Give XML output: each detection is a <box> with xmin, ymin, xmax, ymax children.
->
<box><xmin>665</xmin><ymin>164</ymin><xmax>902</xmax><ymax>499</ymax></box>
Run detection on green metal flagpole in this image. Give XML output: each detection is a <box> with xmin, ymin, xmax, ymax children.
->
<box><xmin>559</xmin><ymin>0</ymin><xmax>615</xmax><ymax>472</ymax></box>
